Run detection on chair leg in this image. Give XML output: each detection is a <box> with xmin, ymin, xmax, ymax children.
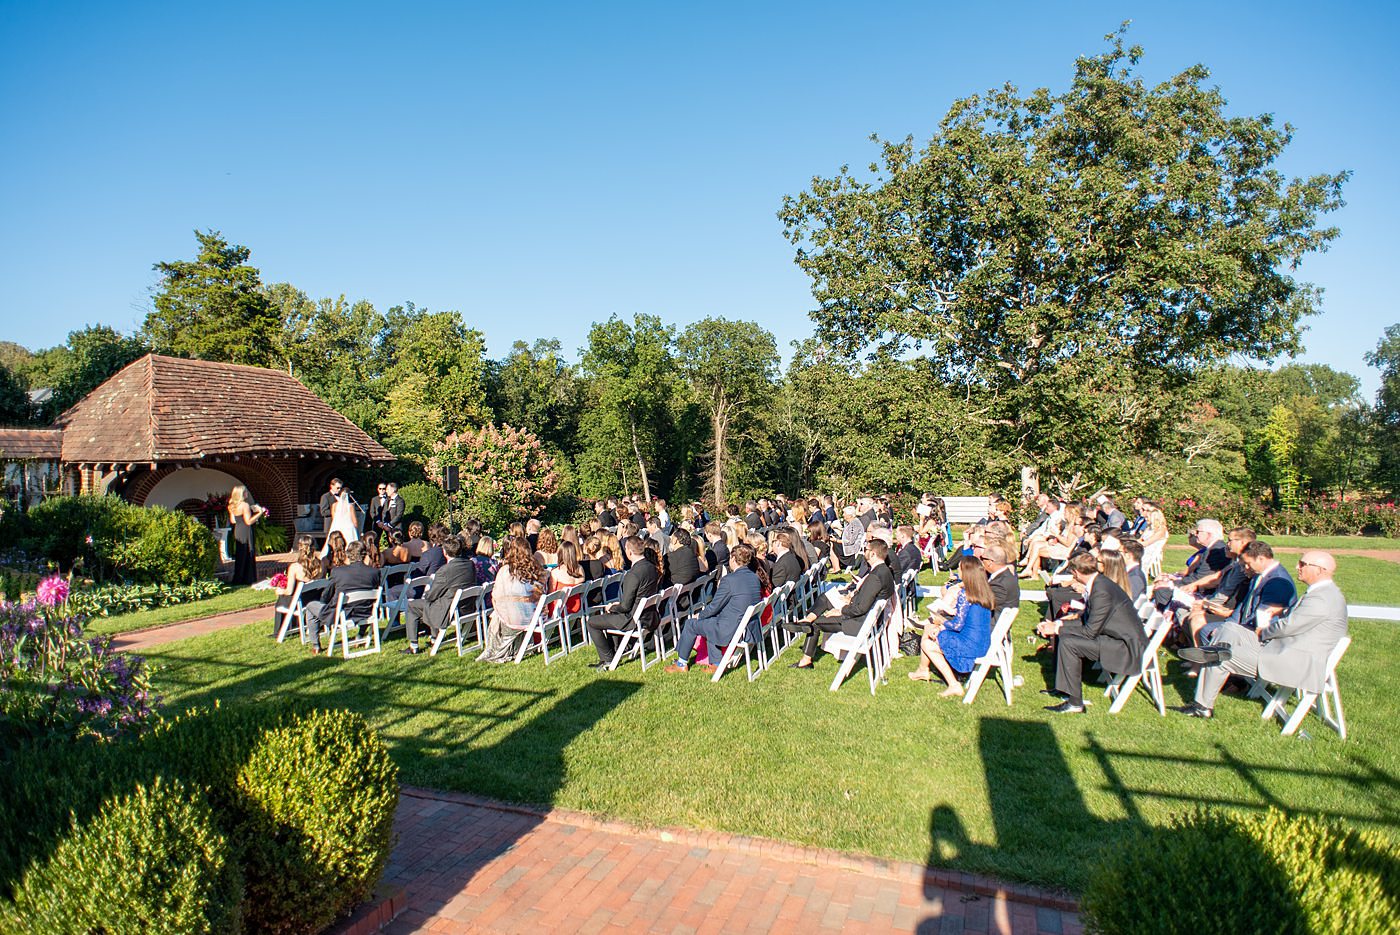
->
<box><xmin>1108</xmin><ymin>674</ymin><xmax>1139</xmax><ymax>714</ymax></box>
<box><xmin>1280</xmin><ymin>692</ymin><xmax>1318</xmax><ymax>736</ymax></box>
<box><xmin>999</xmin><ymin>654</ymin><xmax>1013</xmax><ymax>705</ymax></box>
<box><xmin>963</xmin><ymin>662</ymin><xmax>991</xmax><ymax>704</ymax></box>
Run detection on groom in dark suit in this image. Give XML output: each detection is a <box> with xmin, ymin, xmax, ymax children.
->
<box><xmin>380</xmin><ymin>482</ymin><xmax>405</xmax><ymax>537</ymax></box>
<box><xmin>1038</xmin><ymin>552</ymin><xmax>1146</xmax><ymax>713</ymax></box>
<box><xmin>318</xmin><ymin>478</ymin><xmax>344</xmax><ymax>529</ymax></box>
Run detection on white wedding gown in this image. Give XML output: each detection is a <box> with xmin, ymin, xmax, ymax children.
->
<box><xmin>327</xmin><ymin>493</ymin><xmax>360</xmax><ymax>545</ymax></box>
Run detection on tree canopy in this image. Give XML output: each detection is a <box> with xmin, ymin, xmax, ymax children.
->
<box><xmin>779</xmin><ymin>28</ymin><xmax>1348</xmax><ymax>479</ymax></box>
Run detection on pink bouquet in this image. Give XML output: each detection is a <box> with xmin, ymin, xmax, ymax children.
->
<box><xmin>269</xmin><ymin>572</ymin><xmax>288</xmax><ymax>589</ymax></box>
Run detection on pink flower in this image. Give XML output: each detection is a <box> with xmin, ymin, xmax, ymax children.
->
<box><xmin>270</xmin><ymin>572</ymin><xmax>288</xmax><ymax>589</ymax></box>
<box><xmin>36</xmin><ymin>575</ymin><xmax>70</xmax><ymax>608</ymax></box>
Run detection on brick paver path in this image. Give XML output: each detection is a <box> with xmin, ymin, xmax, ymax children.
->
<box><xmin>109</xmin><ymin>605</ymin><xmax>275</xmax><ymax>652</ymax></box>
<box><xmin>383</xmin><ymin>788</ymin><xmax>1081</xmax><ymax>935</ymax></box>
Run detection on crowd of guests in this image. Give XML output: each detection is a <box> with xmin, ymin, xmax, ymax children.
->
<box><xmin>265</xmin><ymin>481</ymin><xmax>1351</xmax><ymax>728</ymax></box>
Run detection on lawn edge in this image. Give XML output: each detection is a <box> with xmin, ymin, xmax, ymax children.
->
<box><xmin>400</xmin><ymin>785</ymin><xmax>1082</xmax><ymax>913</ymax></box>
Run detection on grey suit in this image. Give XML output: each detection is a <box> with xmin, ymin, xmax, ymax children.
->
<box><xmin>1195</xmin><ymin>580</ymin><xmax>1347</xmax><ymax>709</ymax></box>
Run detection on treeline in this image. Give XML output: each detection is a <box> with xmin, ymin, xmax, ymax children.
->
<box><xmin>0</xmin><ymin>230</ymin><xmax>1397</xmax><ymax>513</ymax></box>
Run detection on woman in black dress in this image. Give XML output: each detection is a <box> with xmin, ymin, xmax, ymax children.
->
<box><xmin>226</xmin><ymin>485</ymin><xmax>266</xmax><ymax>586</ymax></box>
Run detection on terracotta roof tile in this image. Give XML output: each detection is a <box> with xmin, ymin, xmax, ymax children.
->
<box><xmin>56</xmin><ymin>355</ymin><xmax>395</xmax><ymax>464</ymax></box>
<box><xmin>0</xmin><ymin>428</ymin><xmax>63</xmax><ymax>459</ymax></box>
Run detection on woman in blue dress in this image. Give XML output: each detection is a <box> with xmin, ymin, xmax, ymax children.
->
<box><xmin>909</xmin><ymin>555</ymin><xmax>993</xmax><ymax>698</ymax></box>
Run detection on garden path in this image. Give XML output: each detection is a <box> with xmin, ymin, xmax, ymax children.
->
<box><xmin>379</xmin><ymin>787</ymin><xmax>1081</xmax><ymax>935</ymax></box>
<box><xmin>108</xmin><ymin>605</ymin><xmax>274</xmax><ymax>652</ymax></box>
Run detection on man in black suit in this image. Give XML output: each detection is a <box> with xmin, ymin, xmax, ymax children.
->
<box><xmin>586</xmin><ymin>537</ymin><xmax>661</xmax><ymax>667</ymax></box>
<box><xmin>786</xmin><ymin>538</ymin><xmax>896</xmax><ymax>668</ymax></box>
<box><xmin>1120</xmin><ymin>539</ymin><xmax>1149</xmax><ymax>601</ymax></box>
<box><xmin>664</xmin><ymin>527</ymin><xmax>702</xmax><ymax>588</ymax></box>
<box><xmin>402</xmin><ymin>537</ymin><xmax>477</xmax><ymax>654</ymax></box>
<box><xmin>379</xmin><ymin>482</ymin><xmax>405</xmax><ymax>537</ymax></box>
<box><xmin>311</xmin><ymin>540</ymin><xmax>381</xmax><ymax>653</ymax></box>
<box><xmin>744</xmin><ymin>500</ymin><xmax>763</xmax><ymax>530</ymax></box>
<box><xmin>982</xmin><ymin>544</ymin><xmax>1021</xmax><ymax>617</ymax></box>
<box><xmin>770</xmin><ymin>530</ymin><xmax>805</xmax><ymax>590</ymax></box>
<box><xmin>895</xmin><ymin>525</ymin><xmax>923</xmax><ymax>579</ymax></box>
<box><xmin>1038</xmin><ymin>552</ymin><xmax>1146</xmax><ymax>713</ymax></box>
<box><xmin>366</xmin><ymin>482</ymin><xmax>388</xmax><ymax>535</ymax></box>
<box><xmin>318</xmin><ymin>478</ymin><xmax>344</xmax><ymax>530</ymax></box>
<box><xmin>599</xmin><ymin>499</ymin><xmax>619</xmax><ymax>528</ymax></box>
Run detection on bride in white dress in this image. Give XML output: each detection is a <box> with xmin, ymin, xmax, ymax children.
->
<box><xmin>327</xmin><ymin>490</ymin><xmax>360</xmax><ymax>546</ymax></box>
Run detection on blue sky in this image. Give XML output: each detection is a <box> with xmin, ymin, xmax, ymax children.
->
<box><xmin>2</xmin><ymin>1</ymin><xmax>1396</xmax><ymax>395</ymax></box>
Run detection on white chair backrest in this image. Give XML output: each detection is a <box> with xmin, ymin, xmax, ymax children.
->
<box><xmin>338</xmin><ymin>588</ymin><xmax>380</xmax><ymax>619</ymax></box>
<box><xmin>988</xmin><ymin>606</ymin><xmax>1018</xmax><ymax>645</ymax></box>
<box><xmin>1324</xmin><ymin>635</ymin><xmax>1352</xmax><ymax>679</ymax></box>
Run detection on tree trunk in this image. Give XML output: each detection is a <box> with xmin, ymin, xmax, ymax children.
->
<box><xmin>711</xmin><ymin>403</ymin><xmax>728</xmax><ymax>507</ymax></box>
<box><xmin>630</xmin><ymin>416</ymin><xmax>652</xmax><ymax>502</ymax></box>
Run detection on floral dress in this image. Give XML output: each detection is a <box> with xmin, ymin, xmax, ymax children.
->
<box><xmin>478</xmin><ymin>566</ymin><xmax>541</xmax><ymax>663</ymax></box>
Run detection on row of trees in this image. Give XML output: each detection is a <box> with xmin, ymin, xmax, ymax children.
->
<box><xmin>1</xmin><ymin>30</ymin><xmax>1393</xmax><ymax>514</ymax></box>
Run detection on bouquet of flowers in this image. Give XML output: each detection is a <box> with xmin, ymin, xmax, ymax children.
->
<box><xmin>269</xmin><ymin>572</ymin><xmax>288</xmax><ymax>590</ymax></box>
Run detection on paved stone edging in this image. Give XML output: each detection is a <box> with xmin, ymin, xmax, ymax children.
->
<box><xmin>399</xmin><ymin>785</ymin><xmax>1080</xmax><ymax>915</ymax></box>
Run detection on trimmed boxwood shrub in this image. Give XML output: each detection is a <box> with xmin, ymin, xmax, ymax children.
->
<box><xmin>22</xmin><ymin>495</ymin><xmax>217</xmax><ymax>584</ymax></box>
<box><xmin>0</xmin><ymin>777</ymin><xmax>242</xmax><ymax>935</ymax></box>
<box><xmin>1083</xmin><ymin>808</ymin><xmax>1400</xmax><ymax>934</ymax></box>
<box><xmin>0</xmin><ymin>702</ymin><xmax>399</xmax><ymax>933</ymax></box>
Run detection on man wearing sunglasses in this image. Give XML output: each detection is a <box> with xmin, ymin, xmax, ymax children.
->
<box><xmin>1176</xmin><ymin>551</ymin><xmax>1347</xmax><ymax>719</ymax></box>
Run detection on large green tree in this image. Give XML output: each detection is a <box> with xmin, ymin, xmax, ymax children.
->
<box><xmin>676</xmin><ymin>318</ymin><xmax>779</xmax><ymax>504</ymax></box>
<box><xmin>778</xmin><ymin>28</ymin><xmax>1348</xmax><ymax>482</ymax></box>
<box><xmin>47</xmin><ymin>326</ymin><xmax>149</xmax><ymax>415</ymax></box>
<box><xmin>1366</xmin><ymin>324</ymin><xmax>1400</xmax><ymax>497</ymax></box>
<box><xmin>485</xmin><ymin>339</ymin><xmax>583</xmax><ymax>455</ymax></box>
<box><xmin>142</xmin><ymin>230</ymin><xmax>282</xmax><ymax>366</ymax></box>
<box><xmin>0</xmin><ymin>363</ymin><xmax>30</xmax><ymax>425</ymax></box>
<box><xmin>270</xmin><ymin>284</ymin><xmax>388</xmax><ymax>433</ymax></box>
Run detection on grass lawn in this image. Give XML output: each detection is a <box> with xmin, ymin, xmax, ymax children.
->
<box><xmin>85</xmin><ymin>588</ymin><xmax>278</xmax><ymax>638</ymax></box>
<box><xmin>141</xmin><ymin>606</ymin><xmax>1400</xmax><ymax>894</ymax></box>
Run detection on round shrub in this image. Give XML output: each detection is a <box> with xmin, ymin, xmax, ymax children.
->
<box><xmin>0</xmin><ymin>777</ymin><xmax>242</xmax><ymax>935</ymax></box>
<box><xmin>233</xmin><ymin>709</ymin><xmax>399</xmax><ymax>935</ymax></box>
<box><xmin>1083</xmin><ymin>809</ymin><xmax>1400</xmax><ymax>935</ymax></box>
<box><xmin>398</xmin><ymin>482</ymin><xmax>449</xmax><ymax>528</ymax></box>
<box><xmin>107</xmin><ymin>503</ymin><xmax>218</xmax><ymax>583</ymax></box>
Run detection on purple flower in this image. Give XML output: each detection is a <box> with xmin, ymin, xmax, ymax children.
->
<box><xmin>35</xmin><ymin>575</ymin><xmax>69</xmax><ymax>608</ymax></box>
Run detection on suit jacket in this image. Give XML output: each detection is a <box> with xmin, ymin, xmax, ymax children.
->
<box><xmin>318</xmin><ymin>561</ymin><xmax>382</xmax><ymax>626</ymax></box>
<box><xmin>1060</xmin><ymin>574</ymin><xmax>1144</xmax><ymax>675</ymax></box>
<box><xmin>771</xmin><ymin>550</ymin><xmax>804</xmax><ymax>590</ymax></box>
<box><xmin>611</xmin><ymin>558</ymin><xmax>661</xmax><ymax>628</ymax></box>
<box><xmin>843</xmin><ymin>562</ymin><xmax>895</xmax><ymax>620</ymax></box>
<box><xmin>366</xmin><ymin>495</ymin><xmax>386</xmax><ymax>532</ymax></box>
<box><xmin>318</xmin><ymin>491</ymin><xmax>337</xmax><ymax>522</ymax></box>
<box><xmin>413</xmin><ymin>545</ymin><xmax>446</xmax><ymax>578</ymax></box>
<box><xmin>698</xmin><ymin>566</ymin><xmax>764</xmax><ymax>646</ymax></box>
<box><xmin>745</xmin><ymin>510</ymin><xmax>763</xmax><ymax>529</ymax></box>
<box><xmin>1126</xmin><ymin>566</ymin><xmax>1147</xmax><ymax>601</ymax></box>
<box><xmin>897</xmin><ymin>542</ymin><xmax>923</xmax><ymax>577</ymax></box>
<box><xmin>1100</xmin><ymin>508</ymin><xmax>1127</xmax><ymax>530</ymax></box>
<box><xmin>1234</xmin><ymin>562</ymin><xmax>1297</xmax><ymax>630</ymax></box>
<box><xmin>665</xmin><ymin>546</ymin><xmax>700</xmax><ymax>587</ymax></box>
<box><xmin>987</xmin><ymin>567</ymin><xmax>1021</xmax><ymax>617</ymax></box>
<box><xmin>382</xmin><ymin>495</ymin><xmax>405</xmax><ymax>533</ymax></box>
<box><xmin>1023</xmin><ymin>509</ymin><xmax>1052</xmax><ymax>538</ymax></box>
<box><xmin>424</xmin><ymin>557</ymin><xmax>479</xmax><ymax>631</ymax></box>
<box><xmin>1258</xmin><ymin>580</ymin><xmax>1347</xmax><ymax>695</ymax></box>
<box><xmin>599</xmin><ymin>509</ymin><xmax>618</xmax><ymax>528</ymax></box>
<box><xmin>1180</xmin><ymin>540</ymin><xmax>1231</xmax><ymax>586</ymax></box>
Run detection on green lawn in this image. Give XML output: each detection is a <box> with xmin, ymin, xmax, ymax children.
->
<box><xmin>85</xmin><ymin>588</ymin><xmax>278</xmax><ymax>638</ymax></box>
<box><xmin>140</xmin><ymin>610</ymin><xmax>1400</xmax><ymax>894</ymax></box>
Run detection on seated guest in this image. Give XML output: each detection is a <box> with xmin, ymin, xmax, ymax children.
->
<box><xmin>411</xmin><ymin>524</ymin><xmax>449</xmax><ymax>577</ymax></box>
<box><xmin>386</xmin><ymin>521</ymin><xmax>428</xmax><ymax>565</ymax></box>
<box><xmin>770</xmin><ymin>530</ymin><xmax>805</xmax><ymax>589</ymax></box>
<box><xmin>1036</xmin><ymin>552</ymin><xmax>1146</xmax><ymax>713</ymax></box>
<box><xmin>1097</xmin><ymin>550</ymin><xmax>1134</xmax><ymax>599</ymax></box>
<box><xmin>273</xmin><ymin>534</ymin><xmax>324</xmax><ymax>637</ymax></box>
<box><xmin>461</xmin><ymin>519</ymin><xmax>483</xmax><ymax>555</ymax></box>
<box><xmin>534</xmin><ymin>527</ymin><xmax>560</xmax><ymax>571</ymax></box>
<box><xmin>1155</xmin><ymin>518</ymin><xmax>1229</xmax><ymax>598</ymax></box>
<box><xmin>559</xmin><ymin>524</ymin><xmax>581</xmax><ymax>551</ymax></box>
<box><xmin>908</xmin><ymin>555</ymin><xmax>994</xmax><ymax>696</ymax></box>
<box><xmin>1176</xmin><ymin>551</ymin><xmax>1346</xmax><ymax>719</ymax></box>
<box><xmin>1095</xmin><ymin>495</ymin><xmax>1127</xmax><ymax>531</ymax></box>
<box><xmin>834</xmin><ymin>505</ymin><xmax>866</xmax><ymax>570</ymax></box>
<box><xmin>551</xmin><ymin>541</ymin><xmax>587</xmax><ymax>615</ymax></box>
<box><xmin>804</xmin><ymin>520</ymin><xmax>829</xmax><ymax>568</ymax></box>
<box><xmin>784</xmin><ymin>539</ymin><xmax>896</xmax><ymax>669</ymax></box>
<box><xmin>746</xmin><ymin>531</ymin><xmax>772</xmax><ymax>578</ymax></box>
<box><xmin>524</xmin><ymin>518</ymin><xmax>542</xmax><ymax>552</ymax></box>
<box><xmin>362</xmin><ymin>535</ymin><xmax>383</xmax><ymax>569</ymax></box>
<box><xmin>1213</xmin><ymin>540</ymin><xmax>1296</xmax><ymax>637</ymax></box>
<box><xmin>1179</xmin><ymin>527</ymin><xmax>1255</xmax><ymax>646</ymax></box>
<box><xmin>1022</xmin><ymin>493</ymin><xmax>1055</xmax><ymax>541</ymax></box>
<box><xmin>1139</xmin><ymin>499</ymin><xmax>1169</xmax><ymax>548</ymax></box>
<box><xmin>581</xmin><ymin>535</ymin><xmax>612</xmax><ymax>580</ymax></box>
<box><xmin>585</xmin><ymin>537</ymin><xmax>662</xmax><ymax>667</ymax></box>
<box><xmin>1120</xmin><ymin>539</ymin><xmax>1148</xmax><ymax>600</ymax></box>
<box><xmin>324</xmin><ymin>531</ymin><xmax>348</xmax><ymax>570</ymax></box>
<box><xmin>744</xmin><ymin>500</ymin><xmax>763</xmax><ymax>530</ymax></box>
<box><xmin>819</xmin><ymin>495</ymin><xmax>838</xmax><ymax>525</ymax></box>
<box><xmin>309</xmin><ymin>540</ymin><xmax>381</xmax><ymax>654</ymax></box>
<box><xmin>401</xmin><ymin>537</ymin><xmax>478</xmax><ymax>654</ymax></box>
<box><xmin>665</xmin><ymin>545</ymin><xmax>763</xmax><ymax>673</ymax></box>
<box><xmin>702</xmin><ymin>520</ymin><xmax>729</xmax><ymax>570</ymax></box>
<box><xmin>600</xmin><ymin>499</ymin><xmax>619</xmax><ymax>528</ymax></box>
<box><xmin>600</xmin><ymin>532</ymin><xmax>625</xmax><ymax>572</ymax></box>
<box><xmin>908</xmin><ymin>543</ymin><xmax>1017</xmax><ymax>676</ymax></box>
<box><xmin>654</xmin><ymin>497</ymin><xmax>672</xmax><ymax>533</ymax></box>
<box><xmin>473</xmin><ymin>536</ymin><xmax>499</xmax><ymax>607</ymax></box>
<box><xmin>478</xmin><ymin>536</ymin><xmax>546</xmax><ymax>663</ymax></box>
<box><xmin>894</xmin><ymin>525</ymin><xmax>923</xmax><ymax>576</ymax></box>
<box><xmin>665</xmin><ymin>528</ymin><xmax>702</xmax><ymax>587</ymax></box>
<box><xmin>1019</xmin><ymin>503</ymin><xmax>1080</xmax><ymax>578</ymax></box>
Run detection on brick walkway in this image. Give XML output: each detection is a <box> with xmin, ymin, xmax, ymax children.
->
<box><xmin>109</xmin><ymin>604</ymin><xmax>275</xmax><ymax>652</ymax></box>
<box><xmin>382</xmin><ymin>788</ymin><xmax>1081</xmax><ymax>935</ymax></box>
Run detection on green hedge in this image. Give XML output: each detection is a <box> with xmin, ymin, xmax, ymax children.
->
<box><xmin>0</xmin><ymin>703</ymin><xmax>399</xmax><ymax>933</ymax></box>
<box><xmin>20</xmin><ymin>495</ymin><xmax>217</xmax><ymax>584</ymax></box>
<box><xmin>65</xmin><ymin>579</ymin><xmax>226</xmax><ymax>617</ymax></box>
<box><xmin>1083</xmin><ymin>809</ymin><xmax>1400</xmax><ymax>934</ymax></box>
<box><xmin>399</xmin><ymin>482</ymin><xmax>449</xmax><ymax>529</ymax></box>
<box><xmin>0</xmin><ymin>778</ymin><xmax>242</xmax><ymax>935</ymax></box>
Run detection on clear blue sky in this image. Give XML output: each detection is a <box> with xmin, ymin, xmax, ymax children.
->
<box><xmin>2</xmin><ymin>1</ymin><xmax>1396</xmax><ymax>395</ymax></box>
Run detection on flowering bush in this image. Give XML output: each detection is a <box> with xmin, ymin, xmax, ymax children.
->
<box><xmin>0</xmin><ymin>575</ymin><xmax>158</xmax><ymax>745</ymax></box>
<box><xmin>428</xmin><ymin>423</ymin><xmax>560</xmax><ymax>534</ymax></box>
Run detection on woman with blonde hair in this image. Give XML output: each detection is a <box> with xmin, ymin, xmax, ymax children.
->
<box><xmin>600</xmin><ymin>531</ymin><xmax>624</xmax><ymax>572</ymax></box>
<box><xmin>226</xmin><ymin>485</ymin><xmax>267</xmax><ymax>585</ymax></box>
<box><xmin>1020</xmin><ymin>503</ymin><xmax>1081</xmax><ymax>578</ymax></box>
<box><xmin>1097</xmin><ymin>549</ymin><xmax>1133</xmax><ymax>596</ymax></box>
<box><xmin>479</xmin><ymin>536</ymin><xmax>546</xmax><ymax>663</ymax></box>
<box><xmin>534</xmin><ymin>527</ymin><xmax>560</xmax><ymax>570</ymax></box>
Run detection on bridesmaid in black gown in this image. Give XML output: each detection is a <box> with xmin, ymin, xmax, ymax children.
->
<box><xmin>226</xmin><ymin>485</ymin><xmax>266</xmax><ymax>585</ymax></box>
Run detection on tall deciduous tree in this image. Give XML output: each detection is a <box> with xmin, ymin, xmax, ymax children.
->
<box><xmin>485</xmin><ymin>339</ymin><xmax>583</xmax><ymax>454</ymax></box>
<box><xmin>142</xmin><ymin>230</ymin><xmax>282</xmax><ymax>366</ymax></box>
<box><xmin>47</xmin><ymin>326</ymin><xmax>149</xmax><ymax>415</ymax></box>
<box><xmin>676</xmin><ymin>318</ymin><xmax>779</xmax><ymax>504</ymax></box>
<box><xmin>779</xmin><ymin>28</ymin><xmax>1348</xmax><ymax>479</ymax></box>
<box><xmin>0</xmin><ymin>363</ymin><xmax>30</xmax><ymax>425</ymax></box>
<box><xmin>579</xmin><ymin>314</ymin><xmax>676</xmax><ymax>502</ymax></box>
<box><xmin>383</xmin><ymin>304</ymin><xmax>492</xmax><ymax>435</ymax></box>
<box><xmin>1366</xmin><ymin>324</ymin><xmax>1400</xmax><ymax>497</ymax></box>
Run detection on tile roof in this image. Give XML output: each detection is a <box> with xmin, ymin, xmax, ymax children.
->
<box><xmin>55</xmin><ymin>354</ymin><xmax>395</xmax><ymax>464</ymax></box>
<box><xmin>0</xmin><ymin>428</ymin><xmax>63</xmax><ymax>460</ymax></box>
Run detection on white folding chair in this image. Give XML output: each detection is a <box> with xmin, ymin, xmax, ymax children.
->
<box><xmin>560</xmin><ymin>582</ymin><xmax>590</xmax><ymax>653</ymax></box>
<box><xmin>440</xmin><ymin>582</ymin><xmax>492</xmax><ymax>656</ymax></box>
<box><xmin>962</xmin><ymin>606</ymin><xmax>1020</xmax><ymax>706</ymax></box>
<box><xmin>708</xmin><ymin>599</ymin><xmax>766</xmax><ymax>683</ymax></box>
<box><xmin>513</xmin><ymin>588</ymin><xmax>571</xmax><ymax>664</ymax></box>
<box><xmin>377</xmin><ymin>563</ymin><xmax>416</xmax><ymax>635</ymax></box>
<box><xmin>651</xmin><ymin>584</ymin><xmax>685</xmax><ymax>662</ymax></box>
<box><xmin>604</xmin><ymin>591</ymin><xmax>669</xmax><ymax>671</ymax></box>
<box><xmin>1259</xmin><ymin>636</ymin><xmax>1351</xmax><ymax>739</ymax></box>
<box><xmin>1141</xmin><ymin>540</ymin><xmax>1165</xmax><ymax>581</ymax></box>
<box><xmin>1104</xmin><ymin>609</ymin><xmax>1172</xmax><ymax>715</ymax></box>
<box><xmin>825</xmin><ymin>599</ymin><xmax>891</xmax><ymax>694</ymax></box>
<box><xmin>275</xmin><ymin>578</ymin><xmax>330</xmax><ymax>643</ymax></box>
<box><xmin>325</xmin><ymin>587</ymin><xmax>383</xmax><ymax>658</ymax></box>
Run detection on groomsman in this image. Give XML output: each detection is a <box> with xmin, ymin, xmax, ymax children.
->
<box><xmin>380</xmin><ymin>482</ymin><xmax>405</xmax><ymax>537</ymax></box>
<box><xmin>366</xmin><ymin>482</ymin><xmax>389</xmax><ymax>534</ymax></box>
